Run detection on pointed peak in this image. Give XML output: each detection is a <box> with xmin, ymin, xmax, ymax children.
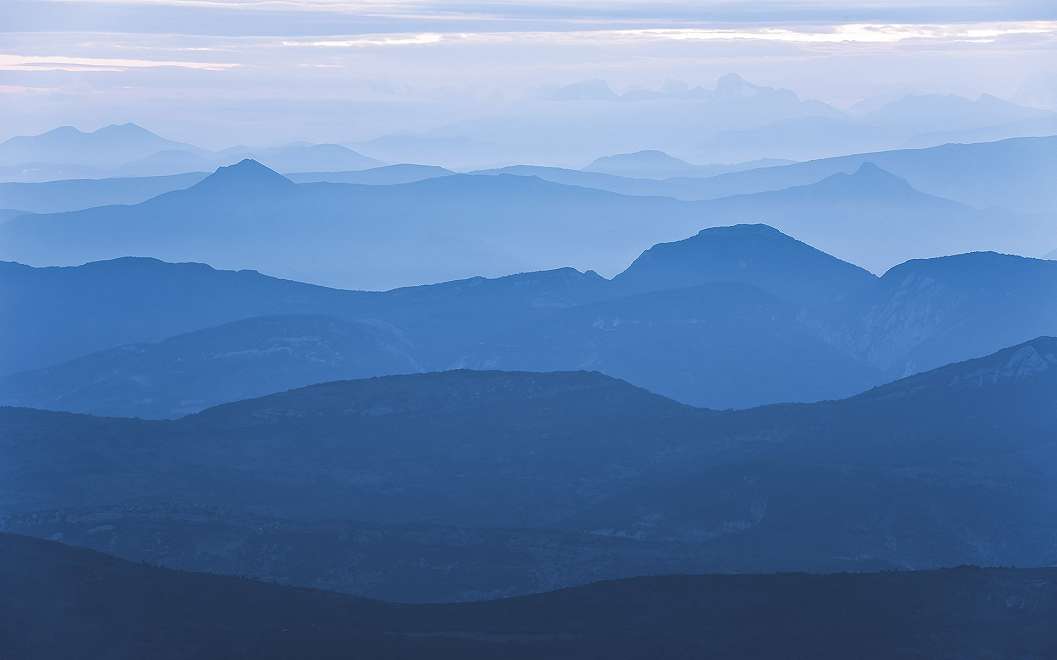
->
<box><xmin>193</xmin><ymin>159</ymin><xmax>295</xmax><ymax>193</ymax></box>
<box><xmin>819</xmin><ymin>162</ymin><xmax>915</xmax><ymax>194</ymax></box>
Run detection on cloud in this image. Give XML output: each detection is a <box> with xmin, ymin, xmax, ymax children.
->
<box><xmin>276</xmin><ymin>21</ymin><xmax>1057</xmax><ymax>48</ymax></box>
<box><xmin>0</xmin><ymin>53</ymin><xmax>239</xmax><ymax>71</ymax></box>
<box><xmin>6</xmin><ymin>0</ymin><xmax>1057</xmax><ymax>38</ymax></box>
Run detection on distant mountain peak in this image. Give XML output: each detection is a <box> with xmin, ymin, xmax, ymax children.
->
<box><xmin>192</xmin><ymin>159</ymin><xmax>294</xmax><ymax>193</ymax></box>
<box><xmin>613</xmin><ymin>223</ymin><xmax>875</xmax><ymax>304</ymax></box>
<box><xmin>815</xmin><ymin>162</ymin><xmax>916</xmax><ymax>195</ymax></box>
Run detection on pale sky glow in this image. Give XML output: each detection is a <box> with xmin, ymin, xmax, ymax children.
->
<box><xmin>2</xmin><ymin>0</ymin><xmax>1056</xmax><ymax>150</ymax></box>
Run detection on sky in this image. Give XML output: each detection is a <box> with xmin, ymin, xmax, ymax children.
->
<box><xmin>2</xmin><ymin>0</ymin><xmax>1057</xmax><ymax>148</ymax></box>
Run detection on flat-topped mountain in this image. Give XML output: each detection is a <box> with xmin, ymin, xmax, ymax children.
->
<box><xmin>613</xmin><ymin>223</ymin><xmax>875</xmax><ymax>304</ymax></box>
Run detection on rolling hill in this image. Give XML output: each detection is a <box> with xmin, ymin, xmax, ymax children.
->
<box><xmin>3</xmin><ymin>338</ymin><xmax>1056</xmax><ymax>600</ymax></box>
<box><xmin>4</xmin><ymin>533</ymin><xmax>1056</xmax><ymax>660</ymax></box>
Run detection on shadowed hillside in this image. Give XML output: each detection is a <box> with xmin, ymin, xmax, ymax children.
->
<box><xmin>3</xmin><ymin>533</ymin><xmax>1057</xmax><ymax>660</ymax></box>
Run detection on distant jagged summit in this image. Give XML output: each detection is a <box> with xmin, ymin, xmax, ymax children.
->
<box><xmin>191</xmin><ymin>159</ymin><xmax>295</xmax><ymax>194</ymax></box>
<box><xmin>613</xmin><ymin>223</ymin><xmax>875</xmax><ymax>305</ymax></box>
<box><xmin>714</xmin><ymin>72</ymin><xmax>754</xmax><ymax>96</ymax></box>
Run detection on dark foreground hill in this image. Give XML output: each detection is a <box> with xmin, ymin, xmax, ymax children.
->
<box><xmin>2</xmin><ymin>533</ymin><xmax>1056</xmax><ymax>660</ymax></box>
<box><xmin>3</xmin><ymin>338</ymin><xmax>1056</xmax><ymax>600</ymax></box>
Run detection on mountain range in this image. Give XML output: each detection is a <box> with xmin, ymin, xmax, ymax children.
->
<box><xmin>353</xmin><ymin>76</ymin><xmax>1056</xmax><ymax>166</ymax></box>
<box><xmin>3</xmin><ymin>337</ymin><xmax>1056</xmax><ymax>601</ymax></box>
<box><xmin>0</xmin><ymin>123</ymin><xmax>385</xmax><ymax>182</ymax></box>
<box><xmin>3</xmin><ymin>155</ymin><xmax>1048</xmax><ymax>286</ymax></box>
<box><xmin>4</xmin><ymin>223</ymin><xmax>1057</xmax><ymax>414</ymax></box>
<box><xmin>8</xmin><ymin>131</ymin><xmax>1048</xmax><ymax>214</ymax></box>
<box><xmin>0</xmin><ymin>160</ymin><xmax>722</xmax><ymax>288</ymax></box>
<box><xmin>5</xmin><ymin>533</ymin><xmax>1056</xmax><ymax>660</ymax></box>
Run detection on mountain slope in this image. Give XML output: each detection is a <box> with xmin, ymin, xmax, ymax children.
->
<box><xmin>463</xmin><ymin>282</ymin><xmax>882</xmax><ymax>408</ymax></box>
<box><xmin>0</xmin><ymin>315</ymin><xmax>421</xmax><ymax>418</ymax></box>
<box><xmin>844</xmin><ymin>252</ymin><xmax>1057</xmax><ymax>375</ymax></box>
<box><xmin>4</xmin><ymin>533</ymin><xmax>1057</xmax><ymax>660</ymax></box>
<box><xmin>0</xmin><ymin>173</ymin><xmax>207</xmax><ymax>213</ymax></box>
<box><xmin>0</xmin><ymin>256</ymin><xmax>607</xmax><ymax>376</ymax></box>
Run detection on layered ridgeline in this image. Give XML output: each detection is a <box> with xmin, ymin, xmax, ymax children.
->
<box><xmin>3</xmin><ymin>338</ymin><xmax>1057</xmax><ymax>600</ymax></box>
<box><xmin>2</xmin><ymin>153</ymin><xmax>1051</xmax><ymax>287</ymax></box>
<box><xmin>12</xmin><ymin>133</ymin><xmax>1056</xmax><ymax>216</ymax></box>
<box><xmin>5</xmin><ymin>224</ymin><xmax>1057</xmax><ymax>415</ymax></box>
<box><xmin>0</xmin><ymin>160</ymin><xmax>717</xmax><ymax>288</ymax></box>
<box><xmin>484</xmin><ymin>135</ymin><xmax>1057</xmax><ymax>218</ymax></box>
<box><xmin>4</xmin><ymin>533</ymin><xmax>1056</xmax><ymax>660</ymax></box>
